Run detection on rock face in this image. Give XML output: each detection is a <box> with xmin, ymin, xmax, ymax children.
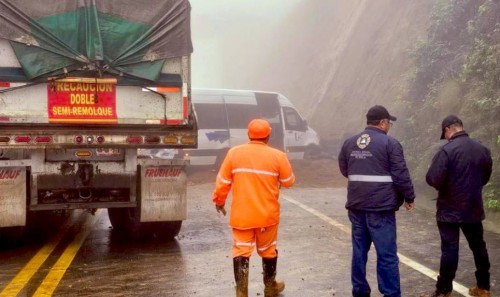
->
<box><xmin>192</xmin><ymin>0</ymin><xmax>435</xmax><ymax>146</ymax></box>
<box><xmin>270</xmin><ymin>0</ymin><xmax>435</xmax><ymax>147</ymax></box>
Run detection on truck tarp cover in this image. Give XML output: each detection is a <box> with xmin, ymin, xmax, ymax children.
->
<box><xmin>0</xmin><ymin>0</ymin><xmax>192</xmax><ymax>82</ymax></box>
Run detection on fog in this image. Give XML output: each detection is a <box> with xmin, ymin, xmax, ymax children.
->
<box><xmin>189</xmin><ymin>0</ymin><xmax>301</xmax><ymax>89</ymax></box>
<box><xmin>189</xmin><ymin>1</ymin><xmax>437</xmax><ymax>144</ymax></box>
<box><xmin>189</xmin><ymin>0</ymin><xmax>361</xmax><ymax>127</ymax></box>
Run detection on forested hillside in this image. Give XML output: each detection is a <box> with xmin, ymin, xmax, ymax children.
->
<box><xmin>399</xmin><ymin>0</ymin><xmax>500</xmax><ymax>213</ymax></box>
<box><xmin>275</xmin><ymin>0</ymin><xmax>499</xmax><ymax>217</ymax></box>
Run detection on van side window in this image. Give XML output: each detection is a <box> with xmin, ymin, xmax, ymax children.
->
<box><xmin>226</xmin><ymin>103</ymin><xmax>260</xmax><ymax>129</ymax></box>
<box><xmin>194</xmin><ymin>103</ymin><xmax>228</xmax><ymax>129</ymax></box>
<box><xmin>283</xmin><ymin>107</ymin><xmax>306</xmax><ymax>131</ymax></box>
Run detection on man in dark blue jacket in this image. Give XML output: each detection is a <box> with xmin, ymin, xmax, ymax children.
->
<box><xmin>422</xmin><ymin>115</ymin><xmax>492</xmax><ymax>297</ymax></box>
<box><xmin>338</xmin><ymin>105</ymin><xmax>415</xmax><ymax>297</ymax></box>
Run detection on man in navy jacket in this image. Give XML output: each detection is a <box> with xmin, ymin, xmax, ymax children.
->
<box><xmin>422</xmin><ymin>115</ymin><xmax>492</xmax><ymax>297</ymax></box>
<box><xmin>338</xmin><ymin>105</ymin><xmax>415</xmax><ymax>297</ymax></box>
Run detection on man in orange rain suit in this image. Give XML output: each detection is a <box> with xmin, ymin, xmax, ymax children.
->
<box><xmin>212</xmin><ymin>118</ymin><xmax>295</xmax><ymax>297</ymax></box>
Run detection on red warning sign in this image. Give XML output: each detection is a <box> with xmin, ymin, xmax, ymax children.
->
<box><xmin>48</xmin><ymin>78</ymin><xmax>117</xmax><ymax>124</ymax></box>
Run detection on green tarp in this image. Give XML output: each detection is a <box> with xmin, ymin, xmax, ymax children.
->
<box><xmin>0</xmin><ymin>0</ymin><xmax>193</xmax><ymax>82</ymax></box>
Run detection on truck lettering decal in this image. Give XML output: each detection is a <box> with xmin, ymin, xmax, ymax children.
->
<box><xmin>56</xmin><ymin>82</ymin><xmax>113</xmax><ymax>93</ymax></box>
<box><xmin>0</xmin><ymin>169</ymin><xmax>21</xmax><ymax>180</ymax></box>
<box><xmin>48</xmin><ymin>80</ymin><xmax>117</xmax><ymax>124</ymax></box>
<box><xmin>51</xmin><ymin>106</ymin><xmax>114</xmax><ymax>117</ymax></box>
<box><xmin>145</xmin><ymin>168</ymin><xmax>182</xmax><ymax>178</ymax></box>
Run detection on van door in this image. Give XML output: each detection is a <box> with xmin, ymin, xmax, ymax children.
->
<box><xmin>283</xmin><ymin>106</ymin><xmax>309</xmax><ymax>159</ymax></box>
<box><xmin>255</xmin><ymin>92</ymin><xmax>285</xmax><ymax>151</ymax></box>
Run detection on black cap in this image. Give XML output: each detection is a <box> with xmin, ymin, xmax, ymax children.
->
<box><xmin>366</xmin><ymin>105</ymin><xmax>397</xmax><ymax>121</ymax></box>
<box><xmin>440</xmin><ymin>115</ymin><xmax>463</xmax><ymax>139</ymax></box>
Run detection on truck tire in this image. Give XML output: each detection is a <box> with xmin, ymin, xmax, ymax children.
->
<box><xmin>107</xmin><ymin>207</ymin><xmax>141</xmax><ymax>238</ymax></box>
<box><xmin>108</xmin><ymin>208</ymin><xmax>181</xmax><ymax>240</ymax></box>
<box><xmin>0</xmin><ymin>226</ymin><xmax>25</xmax><ymax>246</ymax></box>
<box><xmin>152</xmin><ymin>221</ymin><xmax>182</xmax><ymax>240</ymax></box>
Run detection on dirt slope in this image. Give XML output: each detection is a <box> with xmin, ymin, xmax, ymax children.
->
<box><xmin>187</xmin><ymin>159</ymin><xmax>346</xmax><ymax>188</ymax></box>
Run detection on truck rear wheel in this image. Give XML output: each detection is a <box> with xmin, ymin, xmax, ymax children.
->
<box><xmin>0</xmin><ymin>226</ymin><xmax>25</xmax><ymax>246</ymax></box>
<box><xmin>107</xmin><ymin>207</ymin><xmax>141</xmax><ymax>238</ymax></box>
<box><xmin>151</xmin><ymin>221</ymin><xmax>182</xmax><ymax>240</ymax></box>
<box><xmin>108</xmin><ymin>208</ymin><xmax>182</xmax><ymax>240</ymax></box>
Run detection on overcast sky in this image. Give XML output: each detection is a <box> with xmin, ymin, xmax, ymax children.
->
<box><xmin>189</xmin><ymin>0</ymin><xmax>302</xmax><ymax>88</ymax></box>
<box><xmin>190</xmin><ymin>0</ymin><xmax>301</xmax><ymax>21</ymax></box>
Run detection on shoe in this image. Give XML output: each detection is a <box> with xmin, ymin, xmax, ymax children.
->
<box><xmin>233</xmin><ymin>256</ymin><xmax>249</xmax><ymax>297</ymax></box>
<box><xmin>264</xmin><ymin>280</ymin><xmax>285</xmax><ymax>297</ymax></box>
<box><xmin>469</xmin><ymin>286</ymin><xmax>491</xmax><ymax>297</ymax></box>
<box><xmin>419</xmin><ymin>291</ymin><xmax>451</xmax><ymax>297</ymax></box>
<box><xmin>262</xmin><ymin>256</ymin><xmax>285</xmax><ymax>297</ymax></box>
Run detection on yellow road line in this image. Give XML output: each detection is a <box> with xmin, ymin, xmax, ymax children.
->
<box><xmin>0</xmin><ymin>212</ymin><xmax>87</xmax><ymax>297</ymax></box>
<box><xmin>0</xmin><ymin>238</ymin><xmax>61</xmax><ymax>297</ymax></box>
<box><xmin>283</xmin><ymin>195</ymin><xmax>471</xmax><ymax>297</ymax></box>
<box><xmin>32</xmin><ymin>210</ymin><xmax>102</xmax><ymax>297</ymax></box>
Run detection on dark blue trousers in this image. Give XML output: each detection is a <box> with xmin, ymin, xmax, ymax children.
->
<box><xmin>436</xmin><ymin>221</ymin><xmax>490</xmax><ymax>293</ymax></box>
<box><xmin>348</xmin><ymin>210</ymin><xmax>401</xmax><ymax>297</ymax></box>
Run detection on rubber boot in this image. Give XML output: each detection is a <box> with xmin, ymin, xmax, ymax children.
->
<box><xmin>233</xmin><ymin>256</ymin><xmax>249</xmax><ymax>297</ymax></box>
<box><xmin>263</xmin><ymin>256</ymin><xmax>285</xmax><ymax>297</ymax></box>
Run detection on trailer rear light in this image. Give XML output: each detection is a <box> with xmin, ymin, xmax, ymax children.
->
<box><xmin>75</xmin><ymin>151</ymin><xmax>92</xmax><ymax>157</ymax></box>
<box><xmin>86</xmin><ymin>136</ymin><xmax>94</xmax><ymax>143</ymax></box>
<box><xmin>180</xmin><ymin>136</ymin><xmax>196</xmax><ymax>145</ymax></box>
<box><xmin>0</xmin><ymin>82</ymin><xmax>9</xmax><ymax>87</ymax></box>
<box><xmin>144</xmin><ymin>136</ymin><xmax>160</xmax><ymax>144</ymax></box>
<box><xmin>0</xmin><ymin>136</ymin><xmax>10</xmax><ymax>143</ymax></box>
<box><xmin>35</xmin><ymin>136</ymin><xmax>52</xmax><ymax>143</ymax></box>
<box><xmin>96</xmin><ymin>136</ymin><xmax>105</xmax><ymax>143</ymax></box>
<box><xmin>126</xmin><ymin>136</ymin><xmax>143</xmax><ymax>144</ymax></box>
<box><xmin>75</xmin><ymin>136</ymin><xmax>83</xmax><ymax>144</ymax></box>
<box><xmin>163</xmin><ymin>136</ymin><xmax>178</xmax><ymax>144</ymax></box>
<box><xmin>14</xmin><ymin>136</ymin><xmax>31</xmax><ymax>143</ymax></box>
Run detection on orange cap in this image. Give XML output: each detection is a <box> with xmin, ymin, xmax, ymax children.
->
<box><xmin>248</xmin><ymin>119</ymin><xmax>272</xmax><ymax>139</ymax></box>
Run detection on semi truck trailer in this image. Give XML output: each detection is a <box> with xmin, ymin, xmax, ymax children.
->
<box><xmin>0</xmin><ymin>0</ymin><xmax>196</xmax><ymax>240</ymax></box>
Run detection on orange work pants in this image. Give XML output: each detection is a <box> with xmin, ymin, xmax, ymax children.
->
<box><xmin>232</xmin><ymin>224</ymin><xmax>278</xmax><ymax>258</ymax></box>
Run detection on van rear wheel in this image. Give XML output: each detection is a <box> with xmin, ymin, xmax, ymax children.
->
<box><xmin>304</xmin><ymin>145</ymin><xmax>321</xmax><ymax>160</ymax></box>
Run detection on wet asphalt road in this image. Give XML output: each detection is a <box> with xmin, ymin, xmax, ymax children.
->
<box><xmin>0</xmin><ymin>183</ymin><xmax>499</xmax><ymax>297</ymax></box>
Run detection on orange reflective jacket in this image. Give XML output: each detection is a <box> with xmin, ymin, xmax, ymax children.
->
<box><xmin>212</xmin><ymin>141</ymin><xmax>295</xmax><ymax>229</ymax></box>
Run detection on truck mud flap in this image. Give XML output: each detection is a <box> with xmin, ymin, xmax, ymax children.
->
<box><xmin>0</xmin><ymin>167</ymin><xmax>27</xmax><ymax>227</ymax></box>
<box><xmin>139</xmin><ymin>162</ymin><xmax>187</xmax><ymax>222</ymax></box>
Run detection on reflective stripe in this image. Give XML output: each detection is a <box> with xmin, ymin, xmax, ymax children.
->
<box><xmin>232</xmin><ymin>168</ymin><xmax>279</xmax><ymax>177</ymax></box>
<box><xmin>257</xmin><ymin>241</ymin><xmax>277</xmax><ymax>251</ymax></box>
<box><xmin>348</xmin><ymin>175</ymin><xmax>393</xmax><ymax>182</ymax></box>
<box><xmin>280</xmin><ymin>174</ymin><xmax>295</xmax><ymax>183</ymax></box>
<box><xmin>217</xmin><ymin>175</ymin><xmax>232</xmax><ymax>184</ymax></box>
<box><xmin>234</xmin><ymin>242</ymin><xmax>255</xmax><ymax>247</ymax></box>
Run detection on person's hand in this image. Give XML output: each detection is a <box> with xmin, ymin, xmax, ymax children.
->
<box><xmin>216</xmin><ymin>204</ymin><xmax>226</xmax><ymax>216</ymax></box>
<box><xmin>404</xmin><ymin>202</ymin><xmax>414</xmax><ymax>212</ymax></box>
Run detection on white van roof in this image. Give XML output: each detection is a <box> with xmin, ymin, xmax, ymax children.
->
<box><xmin>192</xmin><ymin>88</ymin><xmax>294</xmax><ymax>108</ymax></box>
<box><xmin>193</xmin><ymin>88</ymin><xmax>276</xmax><ymax>96</ymax></box>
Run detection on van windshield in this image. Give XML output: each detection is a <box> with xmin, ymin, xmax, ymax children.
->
<box><xmin>283</xmin><ymin>107</ymin><xmax>306</xmax><ymax>131</ymax></box>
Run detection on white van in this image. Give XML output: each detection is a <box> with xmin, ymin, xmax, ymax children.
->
<box><xmin>177</xmin><ymin>88</ymin><xmax>321</xmax><ymax>166</ymax></box>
